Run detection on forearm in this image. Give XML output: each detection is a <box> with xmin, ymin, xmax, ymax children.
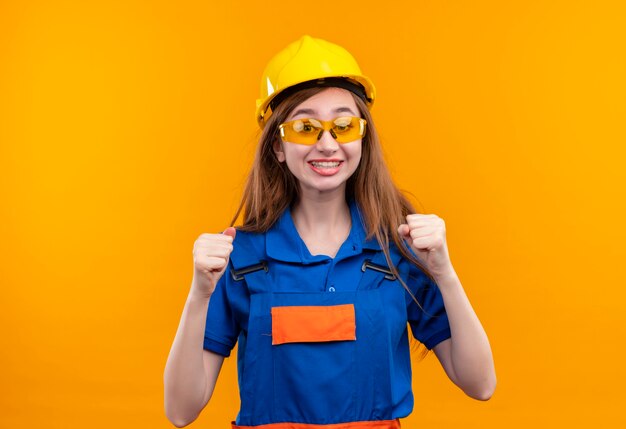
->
<box><xmin>436</xmin><ymin>270</ymin><xmax>496</xmax><ymax>398</ymax></box>
<box><xmin>163</xmin><ymin>290</ymin><xmax>214</xmax><ymax>426</ymax></box>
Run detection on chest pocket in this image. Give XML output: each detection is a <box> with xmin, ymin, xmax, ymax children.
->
<box><xmin>229</xmin><ymin>233</ymin><xmax>404</xmax><ymax>426</ymax></box>
<box><xmin>271</xmin><ymin>304</ymin><xmax>356</xmax><ymax>344</ymax></box>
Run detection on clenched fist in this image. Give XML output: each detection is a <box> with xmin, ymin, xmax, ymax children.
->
<box><xmin>398</xmin><ymin>214</ymin><xmax>455</xmax><ymax>281</ymax></box>
<box><xmin>191</xmin><ymin>227</ymin><xmax>236</xmax><ymax>299</ymax></box>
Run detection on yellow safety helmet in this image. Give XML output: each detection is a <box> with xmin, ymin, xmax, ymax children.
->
<box><xmin>256</xmin><ymin>35</ymin><xmax>376</xmax><ymax>129</ymax></box>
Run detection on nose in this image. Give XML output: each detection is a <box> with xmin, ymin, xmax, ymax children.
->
<box><xmin>315</xmin><ymin>129</ymin><xmax>339</xmax><ymax>153</ymax></box>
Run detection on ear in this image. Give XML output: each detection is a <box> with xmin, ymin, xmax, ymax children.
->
<box><xmin>273</xmin><ymin>139</ymin><xmax>286</xmax><ymax>162</ymax></box>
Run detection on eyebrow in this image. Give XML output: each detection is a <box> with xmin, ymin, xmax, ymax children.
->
<box><xmin>290</xmin><ymin>106</ymin><xmax>357</xmax><ymax>118</ymax></box>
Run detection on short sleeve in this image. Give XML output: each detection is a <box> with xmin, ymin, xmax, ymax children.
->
<box><xmin>406</xmin><ymin>265</ymin><xmax>451</xmax><ymax>350</ymax></box>
<box><xmin>203</xmin><ymin>268</ymin><xmax>241</xmax><ymax>357</ymax></box>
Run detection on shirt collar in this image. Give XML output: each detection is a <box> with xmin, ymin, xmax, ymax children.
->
<box><xmin>350</xmin><ymin>199</ymin><xmax>382</xmax><ymax>252</ymax></box>
<box><xmin>266</xmin><ymin>199</ymin><xmax>381</xmax><ymax>264</ymax></box>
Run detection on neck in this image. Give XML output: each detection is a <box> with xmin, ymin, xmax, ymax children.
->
<box><xmin>291</xmin><ymin>192</ymin><xmax>351</xmax><ymax>239</ymax></box>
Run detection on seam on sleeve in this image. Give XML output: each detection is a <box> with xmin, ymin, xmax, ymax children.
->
<box><xmin>420</xmin><ymin>327</ymin><xmax>452</xmax><ymax>350</ymax></box>
<box><xmin>203</xmin><ymin>336</ymin><xmax>233</xmax><ymax>357</ymax></box>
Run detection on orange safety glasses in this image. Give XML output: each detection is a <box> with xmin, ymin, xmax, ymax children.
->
<box><xmin>279</xmin><ymin>116</ymin><xmax>367</xmax><ymax>145</ymax></box>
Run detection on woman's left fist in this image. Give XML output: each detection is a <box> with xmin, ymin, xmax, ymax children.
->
<box><xmin>398</xmin><ymin>214</ymin><xmax>454</xmax><ymax>280</ymax></box>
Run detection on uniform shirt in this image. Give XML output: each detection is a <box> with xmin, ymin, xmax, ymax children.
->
<box><xmin>203</xmin><ymin>200</ymin><xmax>451</xmax><ymax>424</ymax></box>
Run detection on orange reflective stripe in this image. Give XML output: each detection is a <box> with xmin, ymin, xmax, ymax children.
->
<box><xmin>271</xmin><ymin>304</ymin><xmax>356</xmax><ymax>345</ymax></box>
<box><xmin>231</xmin><ymin>419</ymin><xmax>401</xmax><ymax>429</ymax></box>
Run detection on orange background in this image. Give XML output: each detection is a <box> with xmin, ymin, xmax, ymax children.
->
<box><xmin>1</xmin><ymin>1</ymin><xmax>625</xmax><ymax>428</ymax></box>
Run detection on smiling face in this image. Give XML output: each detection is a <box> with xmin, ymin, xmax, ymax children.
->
<box><xmin>273</xmin><ymin>87</ymin><xmax>363</xmax><ymax>199</ymax></box>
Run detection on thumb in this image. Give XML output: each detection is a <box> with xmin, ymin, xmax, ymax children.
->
<box><xmin>397</xmin><ymin>223</ymin><xmax>410</xmax><ymax>240</ymax></box>
<box><xmin>223</xmin><ymin>226</ymin><xmax>237</xmax><ymax>240</ymax></box>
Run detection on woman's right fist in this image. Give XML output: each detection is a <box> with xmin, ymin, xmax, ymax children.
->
<box><xmin>191</xmin><ymin>227</ymin><xmax>236</xmax><ymax>298</ymax></box>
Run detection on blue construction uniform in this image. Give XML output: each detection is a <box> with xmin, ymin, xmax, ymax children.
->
<box><xmin>203</xmin><ymin>199</ymin><xmax>451</xmax><ymax>428</ymax></box>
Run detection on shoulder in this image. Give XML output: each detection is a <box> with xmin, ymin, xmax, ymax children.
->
<box><xmin>230</xmin><ymin>228</ymin><xmax>268</xmax><ymax>268</ymax></box>
<box><xmin>388</xmin><ymin>242</ymin><xmax>435</xmax><ymax>293</ymax></box>
<box><xmin>232</xmin><ymin>228</ymin><xmax>266</xmax><ymax>244</ymax></box>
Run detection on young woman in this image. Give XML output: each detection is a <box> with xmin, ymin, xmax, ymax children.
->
<box><xmin>164</xmin><ymin>35</ymin><xmax>496</xmax><ymax>429</ymax></box>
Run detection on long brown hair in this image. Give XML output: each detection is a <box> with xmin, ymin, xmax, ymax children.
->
<box><xmin>231</xmin><ymin>86</ymin><xmax>436</xmax><ymax>357</ymax></box>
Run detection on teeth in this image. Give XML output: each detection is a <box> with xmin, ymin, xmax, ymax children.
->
<box><xmin>310</xmin><ymin>161</ymin><xmax>340</xmax><ymax>168</ymax></box>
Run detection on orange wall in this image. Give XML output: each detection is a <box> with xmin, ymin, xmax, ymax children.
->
<box><xmin>1</xmin><ymin>1</ymin><xmax>625</xmax><ymax>428</ymax></box>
